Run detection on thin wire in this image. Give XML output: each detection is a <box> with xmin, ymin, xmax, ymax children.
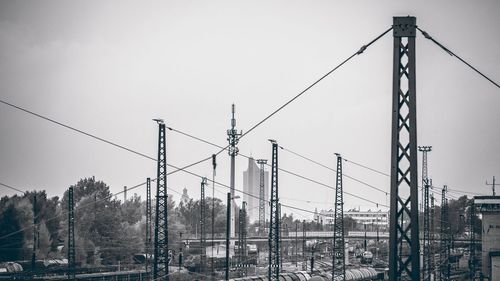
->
<box><xmin>0</xmin><ymin>182</ymin><xmax>26</xmax><ymax>194</ymax></box>
<box><xmin>343</xmin><ymin>158</ymin><xmax>390</xmax><ymax>177</ymax></box>
<box><xmin>417</xmin><ymin>27</ymin><xmax>499</xmax><ymax>88</ymax></box>
<box><xmin>279</xmin><ymin>145</ymin><xmax>388</xmax><ymax>195</ymax></box>
<box><xmin>166</xmin><ymin>125</ymin><xmax>388</xmax><ymax>207</ymax></box>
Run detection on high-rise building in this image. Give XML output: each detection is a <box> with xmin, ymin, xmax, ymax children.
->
<box><xmin>243</xmin><ymin>157</ymin><xmax>269</xmax><ymax>223</ymax></box>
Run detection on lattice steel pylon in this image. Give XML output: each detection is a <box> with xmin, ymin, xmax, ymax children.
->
<box><xmin>418</xmin><ymin>146</ymin><xmax>432</xmax><ymax>281</ymax></box>
<box><xmin>389</xmin><ymin>16</ymin><xmax>420</xmax><ymax>281</ymax></box>
<box><xmin>200</xmin><ymin>177</ymin><xmax>208</xmax><ymax>276</ymax></box>
<box><xmin>153</xmin><ymin>120</ymin><xmax>169</xmax><ymax>281</ymax></box>
<box><xmin>268</xmin><ymin>140</ymin><xmax>280</xmax><ymax>281</ymax></box>
<box><xmin>256</xmin><ymin>159</ymin><xmax>267</xmax><ymax>236</ymax></box>
<box><xmin>332</xmin><ymin>153</ymin><xmax>345</xmax><ymax>281</ymax></box>
<box><xmin>439</xmin><ymin>186</ymin><xmax>449</xmax><ymax>281</ymax></box>
<box><xmin>68</xmin><ymin>186</ymin><xmax>76</xmax><ymax>281</ymax></box>
<box><xmin>146</xmin><ymin>177</ymin><xmax>152</xmax><ymax>277</ymax></box>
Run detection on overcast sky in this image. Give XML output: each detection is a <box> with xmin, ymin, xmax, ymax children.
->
<box><xmin>1</xmin><ymin>0</ymin><xmax>499</xmax><ymax>220</ymax></box>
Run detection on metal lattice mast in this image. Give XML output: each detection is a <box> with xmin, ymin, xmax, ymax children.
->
<box><xmin>68</xmin><ymin>186</ymin><xmax>76</xmax><ymax>280</ymax></box>
<box><xmin>200</xmin><ymin>177</ymin><xmax>208</xmax><ymax>275</ymax></box>
<box><xmin>268</xmin><ymin>140</ymin><xmax>280</xmax><ymax>281</ymax></box>
<box><xmin>439</xmin><ymin>186</ymin><xmax>449</xmax><ymax>281</ymax></box>
<box><xmin>146</xmin><ymin>178</ymin><xmax>152</xmax><ymax>277</ymax></box>
<box><xmin>227</xmin><ymin>104</ymin><xmax>242</xmax><ymax>240</ymax></box>
<box><xmin>153</xmin><ymin>120</ymin><xmax>169</xmax><ymax>281</ymax></box>
<box><xmin>332</xmin><ymin>153</ymin><xmax>345</xmax><ymax>281</ymax></box>
<box><xmin>389</xmin><ymin>16</ymin><xmax>420</xmax><ymax>281</ymax></box>
<box><xmin>31</xmin><ymin>194</ymin><xmax>37</xmax><ymax>275</ymax></box>
<box><xmin>469</xmin><ymin>200</ymin><xmax>476</xmax><ymax>279</ymax></box>
<box><xmin>257</xmin><ymin>159</ymin><xmax>267</xmax><ymax>236</ymax></box>
<box><xmin>418</xmin><ymin>146</ymin><xmax>432</xmax><ymax>281</ymax></box>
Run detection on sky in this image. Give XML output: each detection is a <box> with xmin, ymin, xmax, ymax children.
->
<box><xmin>0</xmin><ymin>0</ymin><xmax>499</xmax><ymax>221</ymax></box>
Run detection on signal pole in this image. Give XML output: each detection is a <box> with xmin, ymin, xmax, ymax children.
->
<box><xmin>440</xmin><ymin>186</ymin><xmax>450</xmax><ymax>281</ymax></box>
<box><xmin>389</xmin><ymin>16</ymin><xmax>420</xmax><ymax>281</ymax></box>
<box><xmin>68</xmin><ymin>187</ymin><xmax>75</xmax><ymax>281</ymax></box>
<box><xmin>418</xmin><ymin>146</ymin><xmax>432</xmax><ymax>281</ymax></box>
<box><xmin>268</xmin><ymin>140</ymin><xmax>280</xmax><ymax>281</ymax></box>
<box><xmin>200</xmin><ymin>177</ymin><xmax>208</xmax><ymax>275</ymax></box>
<box><xmin>153</xmin><ymin>119</ymin><xmax>169</xmax><ymax>281</ymax></box>
<box><xmin>256</xmin><ymin>159</ymin><xmax>267</xmax><ymax>236</ymax></box>
<box><xmin>332</xmin><ymin>153</ymin><xmax>345</xmax><ymax>281</ymax></box>
<box><xmin>486</xmin><ymin>176</ymin><xmax>496</xmax><ymax>196</ymax></box>
<box><xmin>146</xmin><ymin>178</ymin><xmax>152</xmax><ymax>277</ymax></box>
<box><xmin>211</xmin><ymin>154</ymin><xmax>217</xmax><ymax>280</ymax></box>
<box><xmin>227</xmin><ymin>104</ymin><xmax>242</xmax><ymax>241</ymax></box>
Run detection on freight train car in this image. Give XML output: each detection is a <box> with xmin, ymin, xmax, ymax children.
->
<box><xmin>228</xmin><ymin>270</ymin><xmax>310</xmax><ymax>281</ymax></box>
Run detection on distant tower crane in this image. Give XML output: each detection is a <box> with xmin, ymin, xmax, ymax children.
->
<box><xmin>332</xmin><ymin>153</ymin><xmax>346</xmax><ymax>281</ymax></box>
<box><xmin>256</xmin><ymin>159</ymin><xmax>268</xmax><ymax>236</ymax></box>
<box><xmin>268</xmin><ymin>140</ymin><xmax>280</xmax><ymax>281</ymax></box>
<box><xmin>418</xmin><ymin>145</ymin><xmax>432</xmax><ymax>281</ymax></box>
<box><xmin>153</xmin><ymin>119</ymin><xmax>169</xmax><ymax>281</ymax></box>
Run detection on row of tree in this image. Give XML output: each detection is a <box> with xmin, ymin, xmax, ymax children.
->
<box><xmin>0</xmin><ymin>176</ymin><xmax>480</xmax><ymax>266</ymax></box>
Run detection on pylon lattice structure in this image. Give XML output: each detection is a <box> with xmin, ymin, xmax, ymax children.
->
<box><xmin>389</xmin><ymin>16</ymin><xmax>420</xmax><ymax>281</ymax></box>
<box><xmin>200</xmin><ymin>177</ymin><xmax>208</xmax><ymax>275</ymax></box>
<box><xmin>439</xmin><ymin>186</ymin><xmax>450</xmax><ymax>281</ymax></box>
<box><xmin>257</xmin><ymin>159</ymin><xmax>267</xmax><ymax>236</ymax></box>
<box><xmin>146</xmin><ymin>177</ymin><xmax>152</xmax><ymax>276</ymax></box>
<box><xmin>153</xmin><ymin>121</ymin><xmax>169</xmax><ymax>281</ymax></box>
<box><xmin>418</xmin><ymin>146</ymin><xmax>432</xmax><ymax>281</ymax></box>
<box><xmin>332</xmin><ymin>153</ymin><xmax>345</xmax><ymax>281</ymax></box>
<box><xmin>268</xmin><ymin>140</ymin><xmax>280</xmax><ymax>281</ymax></box>
<box><xmin>68</xmin><ymin>186</ymin><xmax>76</xmax><ymax>280</ymax></box>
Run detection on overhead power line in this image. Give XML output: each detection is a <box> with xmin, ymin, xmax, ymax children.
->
<box><xmin>417</xmin><ymin>27</ymin><xmax>499</xmax><ymax>88</ymax></box>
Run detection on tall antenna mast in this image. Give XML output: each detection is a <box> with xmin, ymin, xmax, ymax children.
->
<box><xmin>227</xmin><ymin>104</ymin><xmax>242</xmax><ymax>241</ymax></box>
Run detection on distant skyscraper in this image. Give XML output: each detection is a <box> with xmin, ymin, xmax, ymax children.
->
<box><xmin>243</xmin><ymin>157</ymin><xmax>269</xmax><ymax>223</ymax></box>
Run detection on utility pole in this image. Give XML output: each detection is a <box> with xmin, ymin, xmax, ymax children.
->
<box><xmin>430</xmin><ymin>190</ymin><xmax>435</xmax><ymax>278</ymax></box>
<box><xmin>32</xmin><ymin>194</ymin><xmax>37</xmax><ymax>276</ymax></box>
<box><xmin>295</xmin><ymin>222</ymin><xmax>298</xmax><ymax>267</ymax></box>
<box><xmin>268</xmin><ymin>139</ymin><xmax>280</xmax><ymax>281</ymax></box>
<box><xmin>146</xmin><ymin>178</ymin><xmax>152</xmax><ymax>277</ymax></box>
<box><xmin>440</xmin><ymin>186</ymin><xmax>450</xmax><ymax>281</ymax></box>
<box><xmin>200</xmin><ymin>177</ymin><xmax>208</xmax><ymax>276</ymax></box>
<box><xmin>302</xmin><ymin>220</ymin><xmax>307</xmax><ymax>271</ymax></box>
<box><xmin>389</xmin><ymin>16</ymin><xmax>420</xmax><ymax>281</ymax></box>
<box><xmin>68</xmin><ymin>187</ymin><xmax>75</xmax><ymax>281</ymax></box>
<box><xmin>469</xmin><ymin>200</ymin><xmax>477</xmax><ymax>280</ymax></box>
<box><xmin>256</xmin><ymin>159</ymin><xmax>267</xmax><ymax>236</ymax></box>
<box><xmin>225</xmin><ymin>193</ymin><xmax>231</xmax><ymax>281</ymax></box>
<box><xmin>227</xmin><ymin>104</ymin><xmax>242</xmax><ymax>242</ymax></box>
<box><xmin>486</xmin><ymin>176</ymin><xmax>496</xmax><ymax>196</ymax></box>
<box><xmin>418</xmin><ymin>145</ymin><xmax>432</xmax><ymax>281</ymax></box>
<box><xmin>238</xmin><ymin>202</ymin><xmax>247</xmax><ymax>277</ymax></box>
<box><xmin>153</xmin><ymin>119</ymin><xmax>169</xmax><ymax>281</ymax></box>
<box><xmin>211</xmin><ymin>154</ymin><xmax>216</xmax><ymax>281</ymax></box>
<box><xmin>333</xmin><ymin>153</ymin><xmax>345</xmax><ymax>281</ymax></box>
